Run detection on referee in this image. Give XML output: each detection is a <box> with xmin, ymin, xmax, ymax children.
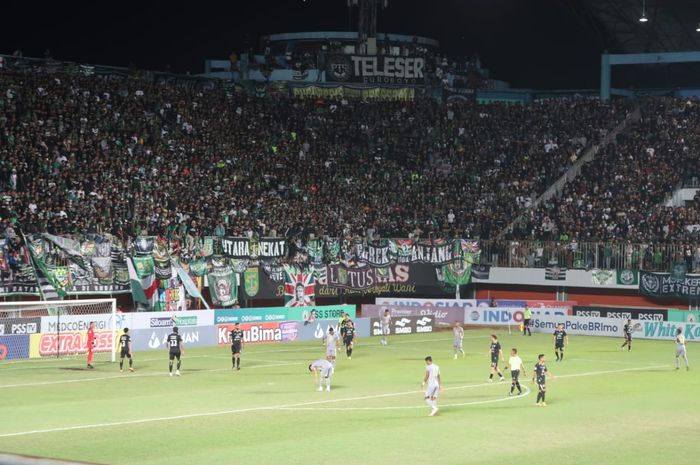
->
<box><xmin>506</xmin><ymin>348</ymin><xmax>523</xmax><ymax>396</ymax></box>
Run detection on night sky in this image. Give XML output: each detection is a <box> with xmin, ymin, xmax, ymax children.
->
<box><xmin>1</xmin><ymin>0</ymin><xmax>605</xmax><ymax>89</ymax></box>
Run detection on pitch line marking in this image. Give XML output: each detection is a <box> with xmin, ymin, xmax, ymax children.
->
<box><xmin>0</xmin><ymin>364</ymin><xmax>666</xmax><ymax>438</ymax></box>
<box><xmin>0</xmin><ymin>362</ymin><xmax>303</xmax><ymax>389</ymax></box>
<box><xmin>278</xmin><ymin>386</ymin><xmax>533</xmax><ymax>411</ymax></box>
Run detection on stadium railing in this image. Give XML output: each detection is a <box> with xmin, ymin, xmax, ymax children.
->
<box><xmin>479</xmin><ymin>240</ymin><xmax>695</xmax><ymax>272</ymax></box>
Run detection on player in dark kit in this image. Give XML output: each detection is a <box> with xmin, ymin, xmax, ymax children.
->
<box><xmin>532</xmin><ymin>354</ymin><xmax>554</xmax><ymax>407</ymax></box>
<box><xmin>229</xmin><ymin>323</ymin><xmax>244</xmax><ymax>370</ymax></box>
<box><xmin>343</xmin><ymin>320</ymin><xmax>356</xmax><ymax>359</ymax></box>
<box><xmin>553</xmin><ymin>323</ymin><xmax>568</xmax><ymax>362</ymax></box>
<box><xmin>621</xmin><ymin>319</ymin><xmax>633</xmax><ymax>351</ymax></box>
<box><xmin>488</xmin><ymin>335</ymin><xmax>505</xmax><ymax>382</ymax></box>
<box><xmin>167</xmin><ymin>326</ymin><xmax>184</xmax><ymax>377</ymax></box>
<box><xmin>118</xmin><ymin>328</ymin><xmax>134</xmax><ymax>372</ymax></box>
<box><xmin>339</xmin><ymin>313</ymin><xmax>351</xmax><ymax>340</ymax></box>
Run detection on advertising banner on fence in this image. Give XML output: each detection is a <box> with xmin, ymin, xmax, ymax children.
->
<box><xmin>376</xmin><ymin>298</ymin><xmax>477</xmax><ymax>309</ymax></box>
<box><xmin>369</xmin><ymin>315</ymin><xmax>435</xmax><ymax>336</ymax></box>
<box><xmin>29</xmin><ymin>330</ymin><xmax>115</xmax><ymax>358</ymax></box>
<box><xmin>216</xmin><ymin>321</ymin><xmax>299</xmax><ymax>345</ymax></box>
<box><xmin>0</xmin><ymin>334</ymin><xmax>30</xmax><ymax>360</ymax></box>
<box><xmin>298</xmin><ymin>318</ymin><xmax>371</xmax><ymax>341</ymax></box>
<box><xmin>639</xmin><ymin>320</ymin><xmax>700</xmax><ymax>341</ymax></box>
<box><xmin>40</xmin><ymin>313</ymin><xmax>123</xmax><ymax>334</ymax></box>
<box><xmin>214</xmin><ymin>305</ymin><xmax>355</xmax><ymax>325</ymax></box>
<box><xmin>0</xmin><ymin>317</ymin><xmax>41</xmax><ymax>335</ymax></box>
<box><xmin>465</xmin><ymin>306</ymin><xmax>569</xmax><ymax>326</ymax></box>
<box><xmin>639</xmin><ymin>271</ymin><xmax>700</xmax><ymax>298</ymax></box>
<box><xmin>530</xmin><ymin>314</ymin><xmax>621</xmax><ymax>337</ymax></box>
<box><xmin>326</xmin><ymin>54</ymin><xmax>425</xmax><ymax>85</ymax></box>
<box><xmin>667</xmin><ymin>309</ymin><xmax>700</xmax><ymax>323</ymax></box>
<box><xmin>129</xmin><ymin>326</ymin><xmax>217</xmax><ymax>352</ymax></box>
<box><xmin>362</xmin><ymin>304</ymin><xmax>464</xmax><ymax>327</ymax></box>
<box><xmin>129</xmin><ymin>310</ymin><xmax>215</xmax><ymax>330</ymax></box>
<box><xmin>531</xmin><ymin>314</ymin><xmax>700</xmax><ymax>342</ymax></box>
<box><xmin>572</xmin><ymin>306</ymin><xmax>666</xmax><ymax>321</ymax></box>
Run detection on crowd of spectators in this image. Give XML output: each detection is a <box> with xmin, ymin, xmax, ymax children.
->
<box><xmin>0</xmin><ymin>67</ymin><xmax>629</xmax><ymax>247</ymax></box>
<box><xmin>509</xmin><ymin>98</ymin><xmax>700</xmax><ymax>244</ymax></box>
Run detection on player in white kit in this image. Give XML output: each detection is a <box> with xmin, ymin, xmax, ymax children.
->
<box><xmin>381</xmin><ymin>308</ymin><xmax>391</xmax><ymax>346</ymax></box>
<box><xmin>675</xmin><ymin>327</ymin><xmax>690</xmax><ymax>371</ymax></box>
<box><xmin>421</xmin><ymin>356</ymin><xmax>442</xmax><ymax>416</ymax></box>
<box><xmin>309</xmin><ymin>359</ymin><xmax>334</xmax><ymax>391</ymax></box>
<box><xmin>324</xmin><ymin>327</ymin><xmax>339</xmax><ymax>366</ymax></box>
<box><xmin>453</xmin><ymin>321</ymin><xmax>465</xmax><ymax>359</ymax></box>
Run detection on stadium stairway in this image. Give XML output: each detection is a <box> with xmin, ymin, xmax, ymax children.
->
<box><xmin>498</xmin><ymin>105</ymin><xmax>642</xmax><ymax>239</ymax></box>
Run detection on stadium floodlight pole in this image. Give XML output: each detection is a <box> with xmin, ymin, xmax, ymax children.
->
<box><xmin>639</xmin><ymin>0</ymin><xmax>648</xmax><ymax>23</ymax></box>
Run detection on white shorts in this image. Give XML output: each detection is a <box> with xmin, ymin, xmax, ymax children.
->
<box><xmin>677</xmin><ymin>346</ymin><xmax>687</xmax><ymax>357</ymax></box>
<box><xmin>425</xmin><ymin>383</ymin><xmax>440</xmax><ymax>399</ymax></box>
<box><xmin>326</xmin><ymin>347</ymin><xmax>337</xmax><ymax>357</ymax></box>
<box><xmin>382</xmin><ymin>325</ymin><xmax>390</xmax><ymax>335</ymax></box>
<box><xmin>453</xmin><ymin>340</ymin><xmax>463</xmax><ymax>348</ymax></box>
<box><xmin>321</xmin><ymin>366</ymin><xmax>334</xmax><ymax>378</ymax></box>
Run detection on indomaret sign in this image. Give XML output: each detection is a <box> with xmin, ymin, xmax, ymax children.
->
<box><xmin>326</xmin><ymin>55</ymin><xmax>425</xmax><ymax>85</ymax></box>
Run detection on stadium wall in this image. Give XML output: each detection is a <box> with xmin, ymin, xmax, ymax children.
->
<box><xmin>474</xmin><ymin>285</ymin><xmax>689</xmax><ymax>309</ymax></box>
<box><xmin>0</xmin><ymin>307</ymin><xmax>373</xmax><ymax>362</ymax></box>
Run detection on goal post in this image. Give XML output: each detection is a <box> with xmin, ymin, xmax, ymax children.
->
<box><xmin>0</xmin><ymin>299</ymin><xmax>118</xmax><ymax>363</ymax></box>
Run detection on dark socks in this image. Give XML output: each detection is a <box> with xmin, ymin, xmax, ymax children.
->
<box><xmin>232</xmin><ymin>356</ymin><xmax>236</xmax><ymax>368</ymax></box>
<box><xmin>169</xmin><ymin>361</ymin><xmax>173</xmax><ymax>373</ymax></box>
<box><xmin>236</xmin><ymin>357</ymin><xmax>240</xmax><ymax>369</ymax></box>
<box><xmin>489</xmin><ymin>373</ymin><xmax>493</xmax><ymax>380</ymax></box>
<box><xmin>177</xmin><ymin>360</ymin><xmax>181</xmax><ymax>370</ymax></box>
<box><xmin>120</xmin><ymin>360</ymin><xmax>124</xmax><ymax>369</ymax></box>
<box><xmin>129</xmin><ymin>358</ymin><xmax>133</xmax><ymax>367</ymax></box>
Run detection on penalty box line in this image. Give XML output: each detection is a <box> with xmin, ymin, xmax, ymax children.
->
<box><xmin>0</xmin><ymin>364</ymin><xmax>667</xmax><ymax>439</ymax></box>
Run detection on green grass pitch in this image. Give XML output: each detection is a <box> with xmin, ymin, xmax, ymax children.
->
<box><xmin>0</xmin><ymin>330</ymin><xmax>697</xmax><ymax>465</ymax></box>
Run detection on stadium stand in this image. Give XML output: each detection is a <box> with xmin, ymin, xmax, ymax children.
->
<box><xmin>0</xmin><ymin>67</ymin><xmax>626</xmax><ymax>243</ymax></box>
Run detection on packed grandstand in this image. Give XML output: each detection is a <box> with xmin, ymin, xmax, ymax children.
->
<box><xmin>1</xmin><ymin>61</ymin><xmax>700</xmax><ymax>278</ymax></box>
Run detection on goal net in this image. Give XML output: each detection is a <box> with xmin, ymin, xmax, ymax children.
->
<box><xmin>0</xmin><ymin>299</ymin><xmax>117</xmax><ymax>363</ymax></box>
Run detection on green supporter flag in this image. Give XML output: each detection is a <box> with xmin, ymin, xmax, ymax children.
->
<box><xmin>616</xmin><ymin>269</ymin><xmax>639</xmax><ymax>285</ymax></box>
<box><xmin>442</xmin><ymin>261</ymin><xmax>472</xmax><ymax>286</ymax></box>
<box><xmin>25</xmin><ymin>236</ymin><xmax>66</xmax><ymax>300</ymax></box>
<box><xmin>207</xmin><ymin>267</ymin><xmax>238</xmax><ymax>307</ymax></box>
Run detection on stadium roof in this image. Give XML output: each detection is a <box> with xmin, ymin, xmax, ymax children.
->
<box><xmin>572</xmin><ymin>0</ymin><xmax>700</xmax><ymax>53</ymax></box>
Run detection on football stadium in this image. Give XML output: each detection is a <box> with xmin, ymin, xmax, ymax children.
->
<box><xmin>0</xmin><ymin>1</ymin><xmax>699</xmax><ymax>464</ymax></box>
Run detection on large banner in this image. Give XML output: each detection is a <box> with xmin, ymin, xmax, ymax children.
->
<box><xmin>129</xmin><ymin>326</ymin><xmax>217</xmax><ymax>352</ymax></box>
<box><xmin>639</xmin><ymin>271</ymin><xmax>700</xmax><ymax>298</ymax></box>
<box><xmin>369</xmin><ymin>315</ymin><xmax>435</xmax><ymax>336</ymax></box>
<box><xmin>0</xmin><ymin>335</ymin><xmax>30</xmax><ymax>360</ymax></box>
<box><xmin>242</xmin><ymin>264</ymin><xmax>452</xmax><ymax>300</ymax></box>
<box><xmin>572</xmin><ymin>306</ymin><xmax>666</xmax><ymax>321</ymax></box>
<box><xmin>362</xmin><ymin>304</ymin><xmax>464</xmax><ymax>327</ymax></box>
<box><xmin>221</xmin><ymin>238</ymin><xmax>286</xmax><ymax>259</ymax></box>
<box><xmin>325</xmin><ymin>54</ymin><xmax>425</xmax><ymax>85</ymax></box>
<box><xmin>319</xmin><ymin>263</ymin><xmax>448</xmax><ymax>296</ymax></box>
<box><xmin>464</xmin><ymin>307</ymin><xmax>569</xmax><ymax>326</ymax></box>
<box><xmin>0</xmin><ymin>235</ymin><xmax>130</xmax><ymax>297</ymax></box>
<box><xmin>531</xmin><ymin>313</ymin><xmax>700</xmax><ymax>342</ymax></box>
<box><xmin>214</xmin><ymin>305</ymin><xmax>355</xmax><ymax>325</ymax></box>
<box><xmin>216</xmin><ymin>322</ymin><xmax>299</xmax><ymax>345</ymax></box>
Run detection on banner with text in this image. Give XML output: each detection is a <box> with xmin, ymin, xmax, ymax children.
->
<box><xmin>325</xmin><ymin>54</ymin><xmax>425</xmax><ymax>85</ymax></box>
<box><xmin>639</xmin><ymin>271</ymin><xmax>700</xmax><ymax>298</ymax></box>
